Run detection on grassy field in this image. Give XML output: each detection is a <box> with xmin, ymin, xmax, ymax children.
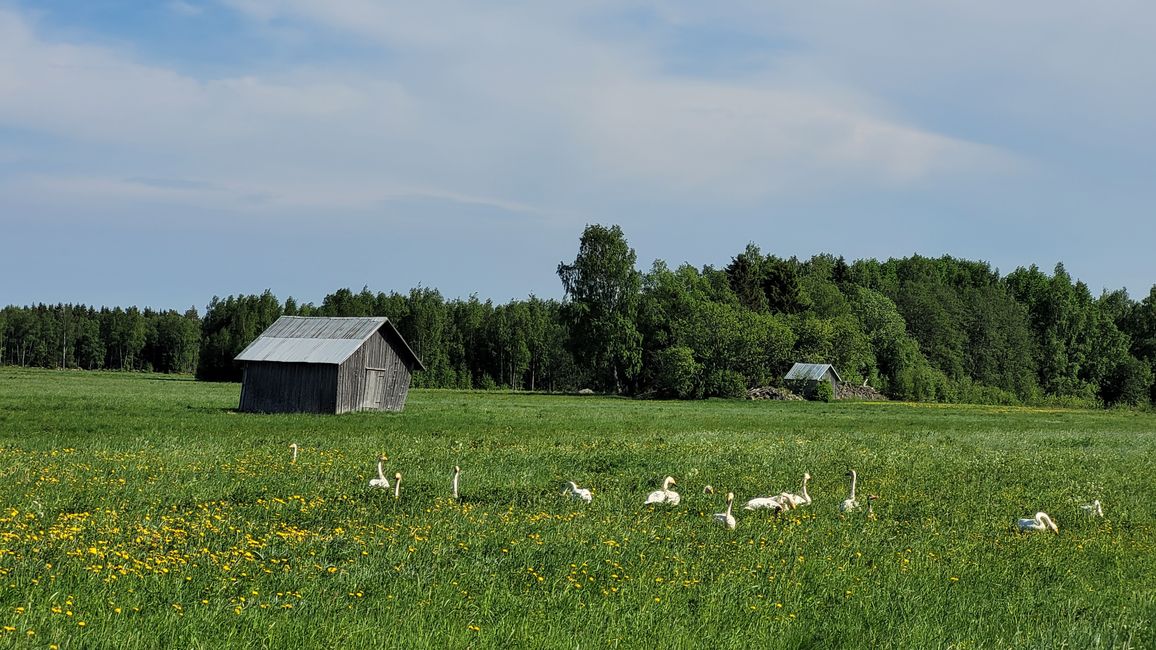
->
<box><xmin>0</xmin><ymin>368</ymin><xmax>1154</xmax><ymax>649</ymax></box>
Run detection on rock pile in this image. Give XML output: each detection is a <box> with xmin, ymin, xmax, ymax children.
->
<box><xmin>837</xmin><ymin>383</ymin><xmax>888</xmax><ymax>401</ymax></box>
<box><xmin>747</xmin><ymin>386</ymin><xmax>804</xmax><ymax>401</ymax></box>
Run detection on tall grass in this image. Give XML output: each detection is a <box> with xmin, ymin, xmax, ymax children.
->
<box><xmin>0</xmin><ymin>368</ymin><xmax>1153</xmax><ymax>648</ymax></box>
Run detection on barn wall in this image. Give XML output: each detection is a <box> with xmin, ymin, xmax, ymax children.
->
<box><xmin>333</xmin><ymin>329</ymin><xmax>416</xmax><ymax>413</ymax></box>
<box><xmin>238</xmin><ymin>362</ymin><xmax>338</xmax><ymax>414</ymax></box>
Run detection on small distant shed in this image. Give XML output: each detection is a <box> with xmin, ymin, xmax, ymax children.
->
<box><xmin>235</xmin><ymin>316</ymin><xmax>425</xmax><ymax>414</ymax></box>
<box><xmin>784</xmin><ymin>363</ymin><xmax>842</xmax><ymax>399</ymax></box>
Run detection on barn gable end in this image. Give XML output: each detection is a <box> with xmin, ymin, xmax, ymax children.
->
<box><xmin>235</xmin><ymin>316</ymin><xmax>424</xmax><ymax>414</ymax></box>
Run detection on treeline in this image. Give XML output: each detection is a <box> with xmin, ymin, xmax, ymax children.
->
<box><xmin>3</xmin><ymin>224</ymin><xmax>1154</xmax><ymax>407</ymax></box>
<box><xmin>0</xmin><ymin>304</ymin><xmax>201</xmax><ymax>373</ymax></box>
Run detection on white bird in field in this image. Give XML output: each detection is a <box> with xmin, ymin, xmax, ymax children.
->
<box><xmin>839</xmin><ymin>470</ymin><xmax>860</xmax><ymax>513</ymax></box>
<box><xmin>393</xmin><ymin>472</ymin><xmax>402</xmax><ymax>500</ymax></box>
<box><xmin>781</xmin><ymin>472</ymin><xmax>812</xmax><ymax>508</ymax></box>
<box><xmin>743</xmin><ymin>494</ymin><xmax>792</xmax><ymax>513</ymax></box>
<box><xmin>713</xmin><ymin>492</ymin><xmax>737</xmax><ymax>530</ymax></box>
<box><xmin>564</xmin><ymin>481</ymin><xmax>593</xmax><ymax>503</ymax></box>
<box><xmin>289</xmin><ymin>443</ymin><xmax>298</xmax><ymax>464</ymax></box>
<box><xmin>1016</xmin><ymin>511</ymin><xmax>1059</xmax><ymax>534</ymax></box>
<box><xmin>452</xmin><ymin>465</ymin><xmax>461</xmax><ymax>500</ymax></box>
<box><xmin>1080</xmin><ymin>500</ymin><xmax>1103</xmax><ymax>517</ymax></box>
<box><xmin>368</xmin><ymin>455</ymin><xmax>390</xmax><ymax>489</ymax></box>
<box><xmin>644</xmin><ymin>476</ymin><xmax>680</xmax><ymax>506</ymax></box>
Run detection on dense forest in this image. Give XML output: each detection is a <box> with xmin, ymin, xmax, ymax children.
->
<box><xmin>4</xmin><ymin>224</ymin><xmax>1154</xmax><ymax>407</ymax></box>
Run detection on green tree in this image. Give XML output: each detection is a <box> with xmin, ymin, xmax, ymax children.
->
<box><xmin>558</xmin><ymin>224</ymin><xmax>643</xmax><ymax>393</ymax></box>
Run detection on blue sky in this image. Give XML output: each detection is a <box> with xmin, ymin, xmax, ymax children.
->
<box><xmin>2</xmin><ymin>1</ymin><xmax>1154</xmax><ymax>312</ymax></box>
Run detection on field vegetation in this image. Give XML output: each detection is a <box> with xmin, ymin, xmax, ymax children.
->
<box><xmin>1</xmin><ymin>369</ymin><xmax>1154</xmax><ymax>648</ymax></box>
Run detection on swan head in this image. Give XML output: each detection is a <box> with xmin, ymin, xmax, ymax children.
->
<box><xmin>454</xmin><ymin>465</ymin><xmax>461</xmax><ymax>474</ymax></box>
<box><xmin>703</xmin><ymin>485</ymin><xmax>715</xmax><ymax>495</ymax></box>
<box><xmin>725</xmin><ymin>492</ymin><xmax>735</xmax><ymax>503</ymax></box>
<box><xmin>803</xmin><ymin>472</ymin><xmax>811</xmax><ymax>481</ymax></box>
<box><xmin>846</xmin><ymin>469</ymin><xmax>857</xmax><ymax>478</ymax></box>
<box><xmin>663</xmin><ymin>476</ymin><xmax>677</xmax><ymax>488</ymax></box>
<box><xmin>394</xmin><ymin>472</ymin><xmax>402</xmax><ymax>480</ymax></box>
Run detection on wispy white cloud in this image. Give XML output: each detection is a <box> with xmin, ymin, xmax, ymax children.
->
<box><xmin>168</xmin><ymin>1</ymin><xmax>204</xmax><ymax>17</ymax></box>
<box><xmin>3</xmin><ymin>1</ymin><xmax>1155</xmax><ymax>305</ymax></box>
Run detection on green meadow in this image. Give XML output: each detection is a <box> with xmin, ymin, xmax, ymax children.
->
<box><xmin>0</xmin><ymin>368</ymin><xmax>1153</xmax><ymax>649</ymax></box>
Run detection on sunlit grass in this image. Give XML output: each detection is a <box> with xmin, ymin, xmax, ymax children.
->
<box><xmin>0</xmin><ymin>368</ymin><xmax>1153</xmax><ymax>648</ymax></box>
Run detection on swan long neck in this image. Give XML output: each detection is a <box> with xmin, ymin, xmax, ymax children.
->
<box><xmin>725</xmin><ymin>494</ymin><xmax>734</xmax><ymax>517</ymax></box>
<box><xmin>394</xmin><ymin>474</ymin><xmax>401</xmax><ymax>499</ymax></box>
<box><xmin>376</xmin><ymin>459</ymin><xmax>385</xmax><ymax>480</ymax></box>
<box><xmin>849</xmin><ymin>471</ymin><xmax>857</xmax><ymax>500</ymax></box>
<box><xmin>663</xmin><ymin>476</ymin><xmax>675</xmax><ymax>490</ymax></box>
<box><xmin>801</xmin><ymin>475</ymin><xmax>810</xmax><ymax>502</ymax></box>
<box><xmin>453</xmin><ymin>468</ymin><xmax>460</xmax><ymax>499</ymax></box>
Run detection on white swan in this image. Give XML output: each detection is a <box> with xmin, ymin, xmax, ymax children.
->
<box><xmin>1080</xmin><ymin>500</ymin><xmax>1103</xmax><ymax>517</ymax></box>
<box><xmin>393</xmin><ymin>472</ymin><xmax>402</xmax><ymax>500</ymax></box>
<box><xmin>781</xmin><ymin>472</ymin><xmax>812</xmax><ymax>508</ymax></box>
<box><xmin>368</xmin><ymin>455</ymin><xmax>390</xmax><ymax>488</ymax></box>
<box><xmin>289</xmin><ymin>443</ymin><xmax>298</xmax><ymax>464</ymax></box>
<box><xmin>839</xmin><ymin>470</ymin><xmax>860</xmax><ymax>513</ymax></box>
<box><xmin>644</xmin><ymin>476</ymin><xmax>680</xmax><ymax>506</ymax></box>
<box><xmin>1016</xmin><ymin>511</ymin><xmax>1059</xmax><ymax>534</ymax></box>
<box><xmin>743</xmin><ymin>494</ymin><xmax>791</xmax><ymax>512</ymax></box>
<box><xmin>452</xmin><ymin>465</ymin><xmax>461</xmax><ymax>500</ymax></box>
<box><xmin>713</xmin><ymin>492</ymin><xmax>737</xmax><ymax>530</ymax></box>
<box><xmin>564</xmin><ymin>481</ymin><xmax>593</xmax><ymax>503</ymax></box>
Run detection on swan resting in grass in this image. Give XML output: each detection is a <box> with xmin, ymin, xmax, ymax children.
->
<box><xmin>713</xmin><ymin>492</ymin><xmax>737</xmax><ymax>530</ymax></box>
<box><xmin>644</xmin><ymin>476</ymin><xmax>680</xmax><ymax>506</ymax></box>
<box><xmin>564</xmin><ymin>481</ymin><xmax>593</xmax><ymax>503</ymax></box>
<box><xmin>1016</xmin><ymin>511</ymin><xmax>1059</xmax><ymax>534</ymax></box>
<box><xmin>369</xmin><ymin>455</ymin><xmax>390</xmax><ymax>488</ymax></box>
<box><xmin>743</xmin><ymin>494</ymin><xmax>792</xmax><ymax>513</ymax></box>
<box><xmin>781</xmin><ymin>472</ymin><xmax>812</xmax><ymax>508</ymax></box>
<box><xmin>839</xmin><ymin>470</ymin><xmax>860</xmax><ymax>513</ymax></box>
<box><xmin>1080</xmin><ymin>500</ymin><xmax>1103</xmax><ymax>517</ymax></box>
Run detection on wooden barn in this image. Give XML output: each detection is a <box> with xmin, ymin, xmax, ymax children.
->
<box><xmin>235</xmin><ymin>316</ymin><xmax>425</xmax><ymax>414</ymax></box>
<box><xmin>784</xmin><ymin>362</ymin><xmax>842</xmax><ymax>399</ymax></box>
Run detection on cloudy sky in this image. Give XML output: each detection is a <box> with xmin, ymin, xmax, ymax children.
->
<box><xmin>2</xmin><ymin>1</ymin><xmax>1154</xmax><ymax>312</ymax></box>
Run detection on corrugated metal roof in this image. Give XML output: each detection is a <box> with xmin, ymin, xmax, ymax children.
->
<box><xmin>235</xmin><ymin>336</ymin><xmax>365</xmax><ymax>364</ymax></box>
<box><xmin>234</xmin><ymin>316</ymin><xmax>425</xmax><ymax>369</ymax></box>
<box><xmin>784</xmin><ymin>363</ymin><xmax>842</xmax><ymax>382</ymax></box>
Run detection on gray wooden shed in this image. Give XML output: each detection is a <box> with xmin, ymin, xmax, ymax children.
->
<box><xmin>235</xmin><ymin>316</ymin><xmax>425</xmax><ymax>414</ymax></box>
<box><xmin>784</xmin><ymin>362</ymin><xmax>842</xmax><ymax>399</ymax></box>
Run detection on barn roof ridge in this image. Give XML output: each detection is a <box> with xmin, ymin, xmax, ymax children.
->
<box><xmin>784</xmin><ymin>362</ymin><xmax>842</xmax><ymax>382</ymax></box>
<box><xmin>234</xmin><ymin>315</ymin><xmax>425</xmax><ymax>370</ymax></box>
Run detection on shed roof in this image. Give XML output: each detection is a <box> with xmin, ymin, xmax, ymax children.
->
<box><xmin>784</xmin><ymin>362</ymin><xmax>842</xmax><ymax>382</ymax></box>
<box><xmin>235</xmin><ymin>316</ymin><xmax>425</xmax><ymax>370</ymax></box>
